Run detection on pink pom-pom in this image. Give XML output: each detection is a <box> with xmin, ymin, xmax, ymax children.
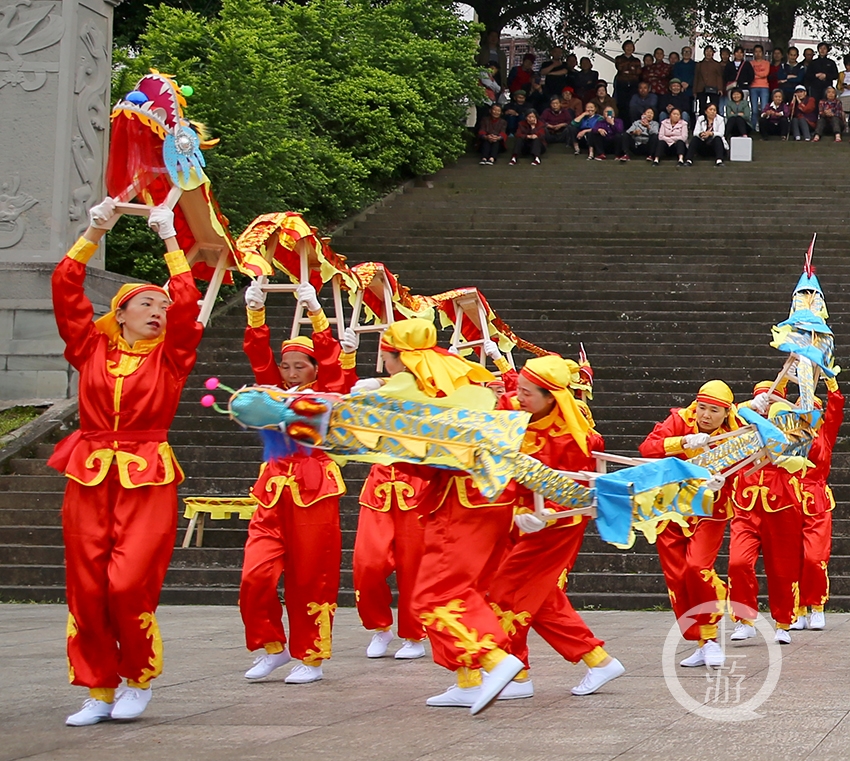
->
<box><xmin>205</xmin><ymin>377</ymin><xmax>220</xmax><ymax>390</ymax></box>
<box><xmin>200</xmin><ymin>394</ymin><xmax>216</xmax><ymax>408</ymax></box>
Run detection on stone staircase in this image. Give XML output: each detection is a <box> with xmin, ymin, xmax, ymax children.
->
<box><xmin>2</xmin><ymin>140</ymin><xmax>850</xmax><ymax>610</ymax></box>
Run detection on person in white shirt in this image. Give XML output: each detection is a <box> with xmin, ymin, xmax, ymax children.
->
<box><xmin>685</xmin><ymin>103</ymin><xmax>728</xmax><ymax>166</ymax></box>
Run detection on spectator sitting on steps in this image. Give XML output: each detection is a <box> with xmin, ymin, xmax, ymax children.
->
<box><xmin>477</xmin><ymin>103</ymin><xmax>507</xmax><ymax>165</ymax></box>
<box><xmin>813</xmin><ymin>86</ymin><xmax>845</xmax><ymax>141</ymax></box>
<box><xmin>629</xmin><ymin>81</ymin><xmax>659</xmax><ymax>124</ymax></box>
<box><xmin>789</xmin><ymin>84</ymin><xmax>817</xmax><ymax>140</ymax></box>
<box><xmin>509</xmin><ymin>110</ymin><xmax>547</xmax><ymax>166</ymax></box>
<box><xmin>653</xmin><ymin>107</ymin><xmax>688</xmax><ymax>166</ymax></box>
<box><xmin>759</xmin><ymin>89</ymin><xmax>790</xmax><ymax>140</ymax></box>
<box><xmin>725</xmin><ymin>88</ymin><xmax>751</xmax><ymax>137</ymax></box>
<box><xmin>589</xmin><ymin>81</ymin><xmax>618</xmax><ymax>117</ymax></box>
<box><xmin>571</xmin><ymin>101</ymin><xmax>603</xmax><ymax>156</ymax></box>
<box><xmin>503</xmin><ymin>90</ymin><xmax>530</xmax><ymax>135</ymax></box>
<box><xmin>560</xmin><ymin>86</ymin><xmax>584</xmax><ymax>116</ymax></box>
<box><xmin>585</xmin><ymin>105</ymin><xmax>624</xmax><ymax>161</ymax></box>
<box><xmin>685</xmin><ymin>102</ymin><xmax>727</xmax><ymax>166</ymax></box>
<box><xmin>658</xmin><ymin>78</ymin><xmax>691</xmax><ymax>123</ymax></box>
<box><xmin>540</xmin><ymin>96</ymin><xmax>574</xmax><ymax>146</ymax></box>
<box><xmin>616</xmin><ymin>107</ymin><xmax>659</xmax><ymax>162</ymax></box>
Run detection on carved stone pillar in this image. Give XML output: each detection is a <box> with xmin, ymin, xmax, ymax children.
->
<box><xmin>0</xmin><ymin>0</ymin><xmax>125</xmax><ymax>399</ymax></box>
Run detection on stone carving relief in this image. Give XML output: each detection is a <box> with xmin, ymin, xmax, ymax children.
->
<box><xmin>0</xmin><ymin>1</ymin><xmax>64</xmax><ymax>91</ymax></box>
<box><xmin>69</xmin><ymin>22</ymin><xmax>108</xmax><ymax>237</ymax></box>
<box><xmin>0</xmin><ymin>174</ymin><xmax>38</xmax><ymax>248</ymax></box>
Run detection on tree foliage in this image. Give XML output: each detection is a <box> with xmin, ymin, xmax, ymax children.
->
<box><xmin>108</xmin><ymin>0</ymin><xmax>480</xmax><ymax>280</ymax></box>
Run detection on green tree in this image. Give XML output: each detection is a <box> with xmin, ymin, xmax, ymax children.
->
<box><xmin>108</xmin><ymin>0</ymin><xmax>480</xmax><ymax>279</ymax></box>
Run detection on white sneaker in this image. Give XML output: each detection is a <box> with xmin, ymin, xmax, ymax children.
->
<box><xmin>66</xmin><ymin>698</ymin><xmax>113</xmax><ymax>726</ymax></box>
<box><xmin>426</xmin><ymin>685</ymin><xmax>481</xmax><ymax>707</ymax></box>
<box><xmin>110</xmin><ymin>686</ymin><xmax>152</xmax><ymax>720</ymax></box>
<box><xmin>470</xmin><ymin>654</ymin><xmax>525</xmax><ymax>715</ymax></box>
<box><xmin>366</xmin><ymin>630</ymin><xmax>394</xmax><ymax>658</ymax></box>
<box><xmin>679</xmin><ymin>647</ymin><xmax>705</xmax><ymax>667</ymax></box>
<box><xmin>790</xmin><ymin>616</ymin><xmax>808</xmax><ymax>630</ymax></box>
<box><xmin>285</xmin><ymin>663</ymin><xmax>323</xmax><ymax>684</ymax></box>
<box><xmin>810</xmin><ymin>611</ymin><xmax>826</xmax><ymax>630</ymax></box>
<box><xmin>394</xmin><ymin>639</ymin><xmax>426</xmax><ymax>660</ymax></box>
<box><xmin>245</xmin><ymin>649</ymin><xmax>292</xmax><ymax>679</ymax></box>
<box><xmin>702</xmin><ymin>639</ymin><xmax>725</xmax><ymax>668</ymax></box>
<box><xmin>774</xmin><ymin>629</ymin><xmax>792</xmax><ymax>645</ymax></box>
<box><xmin>730</xmin><ymin>623</ymin><xmax>756</xmax><ymax>641</ymax></box>
<box><xmin>571</xmin><ymin>658</ymin><xmax>625</xmax><ymax>695</ymax></box>
<box><xmin>497</xmin><ymin>678</ymin><xmax>534</xmax><ymax>700</ymax></box>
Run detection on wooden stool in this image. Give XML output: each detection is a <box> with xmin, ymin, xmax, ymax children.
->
<box><xmin>181</xmin><ymin>496</ymin><xmax>258</xmax><ymax>548</ymax></box>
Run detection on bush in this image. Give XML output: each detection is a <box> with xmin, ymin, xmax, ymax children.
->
<box><xmin>107</xmin><ymin>0</ymin><xmax>480</xmax><ymax>278</ymax></box>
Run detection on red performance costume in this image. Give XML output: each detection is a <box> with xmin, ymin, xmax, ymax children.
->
<box><xmin>796</xmin><ymin>378</ymin><xmax>844</xmax><ymax>624</ymax></box>
<box><xmin>728</xmin><ymin>383</ymin><xmax>803</xmax><ymax>639</ymax></box>
<box><xmin>239</xmin><ymin>288</ymin><xmax>356</xmax><ymax>682</ymax></box>
<box><xmin>50</xmin><ymin>205</ymin><xmax>202</xmax><ymax>724</ymax></box>
<box><xmin>638</xmin><ymin>380</ymin><xmax>737</xmax><ymax>663</ymax></box>
<box><xmin>486</xmin><ymin>356</ymin><xmax>623</xmax><ymax>697</ymax></box>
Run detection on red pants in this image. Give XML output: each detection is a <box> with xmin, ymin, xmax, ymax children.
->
<box><xmin>63</xmin><ymin>469</ymin><xmax>177</xmax><ymax>689</ymax></box>
<box><xmin>353</xmin><ymin>503</ymin><xmax>426</xmax><ymax>640</ymax></box>
<box><xmin>487</xmin><ymin>518</ymin><xmax>602</xmax><ymax>667</ymax></box>
<box><xmin>655</xmin><ymin>518</ymin><xmax>727</xmax><ymax>641</ymax></box>
<box><xmin>801</xmin><ymin>510</ymin><xmax>832</xmax><ymax>608</ymax></box>
<box><xmin>239</xmin><ymin>491</ymin><xmax>341</xmax><ymax>663</ymax></box>
<box><xmin>411</xmin><ymin>494</ymin><xmax>513</xmax><ymax>672</ymax></box>
<box><xmin>728</xmin><ymin>505</ymin><xmax>803</xmax><ymax>625</ymax></box>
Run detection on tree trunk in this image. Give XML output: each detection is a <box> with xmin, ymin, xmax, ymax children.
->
<box><xmin>766</xmin><ymin>0</ymin><xmax>799</xmax><ymax>54</ymax></box>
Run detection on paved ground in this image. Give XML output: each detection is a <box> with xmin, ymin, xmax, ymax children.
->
<box><xmin>3</xmin><ymin>605</ymin><xmax>850</xmax><ymax>761</ymax></box>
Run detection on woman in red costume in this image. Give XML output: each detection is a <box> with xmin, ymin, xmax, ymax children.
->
<box><xmin>239</xmin><ymin>279</ymin><xmax>358</xmax><ymax>684</ymax></box>
<box><xmin>639</xmin><ymin>380</ymin><xmax>736</xmax><ymax>668</ymax></box>
<box><xmin>792</xmin><ymin>377</ymin><xmax>844</xmax><ymax>631</ymax></box>
<box><xmin>352</xmin><ymin>336</ymin><xmax>508</xmax><ymax>662</ymax></box>
<box><xmin>483</xmin><ymin>356</ymin><xmax>624</xmax><ymax>703</ymax></box>
<box><xmin>50</xmin><ymin>198</ymin><xmax>203</xmax><ymax>726</ymax></box>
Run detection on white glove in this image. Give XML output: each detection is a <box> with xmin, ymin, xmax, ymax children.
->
<box><xmin>750</xmin><ymin>394</ymin><xmax>771</xmax><ymax>415</ymax></box>
<box><xmin>340</xmin><ymin>327</ymin><xmax>359</xmax><ymax>354</ymax></box>
<box><xmin>352</xmin><ymin>378</ymin><xmax>384</xmax><ymax>393</ymax></box>
<box><xmin>245</xmin><ymin>280</ymin><xmax>266</xmax><ymax>311</ymax></box>
<box><xmin>682</xmin><ymin>432</ymin><xmax>711</xmax><ymax>450</ymax></box>
<box><xmin>88</xmin><ymin>197</ymin><xmax>118</xmax><ymax>230</ymax></box>
<box><xmin>482</xmin><ymin>338</ymin><xmax>502</xmax><ymax>361</ymax></box>
<box><xmin>296</xmin><ymin>283</ymin><xmax>321</xmax><ymax>313</ymax></box>
<box><xmin>705</xmin><ymin>473</ymin><xmax>726</xmax><ymax>493</ymax></box>
<box><xmin>147</xmin><ymin>205</ymin><xmax>177</xmax><ymax>240</ymax></box>
<box><xmin>514</xmin><ymin>512</ymin><xmax>548</xmax><ymax>534</ymax></box>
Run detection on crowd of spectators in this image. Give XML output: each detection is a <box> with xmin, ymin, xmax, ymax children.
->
<box><xmin>476</xmin><ymin>39</ymin><xmax>850</xmax><ymax>166</ymax></box>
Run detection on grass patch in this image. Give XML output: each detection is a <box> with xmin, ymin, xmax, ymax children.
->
<box><xmin>0</xmin><ymin>406</ymin><xmax>42</xmax><ymax>437</ymax></box>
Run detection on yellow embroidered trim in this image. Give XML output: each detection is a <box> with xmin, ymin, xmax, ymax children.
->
<box><xmin>446</xmin><ymin>474</ymin><xmax>515</xmax><ymax>508</ymax></box>
<box><xmin>490</xmin><ymin>602</ymin><xmax>531</xmax><ymax>636</ymax></box>
<box><xmin>309</xmin><ymin>310</ymin><xmax>330</xmax><ymax>333</ymax></box>
<box><xmin>826</xmin><ymin>376</ymin><xmax>839</xmax><ymax>393</ymax></box>
<box><xmin>821</xmin><ymin>561</ymin><xmax>830</xmax><ymax>605</ymax></box>
<box><xmin>664</xmin><ymin>436</ymin><xmax>685</xmax><ymax>456</ymax></box>
<box><xmin>372</xmin><ymin>479</ymin><xmax>416</xmax><ymax>511</ymax></box>
<box><xmin>582</xmin><ymin>646</ymin><xmax>608</xmax><ymax>668</ymax></box>
<box><xmin>261</xmin><ymin>461</ymin><xmax>346</xmax><ymax>507</ymax></box>
<box><xmin>494</xmin><ymin>356</ymin><xmax>511</xmax><ymax>374</ymax></box>
<box><xmin>164</xmin><ymin>249</ymin><xmax>190</xmax><ymax>276</ymax></box>
<box><xmin>67</xmin><ymin>238</ymin><xmax>97</xmax><ymax>264</ymax></box>
<box><xmin>421</xmin><ymin>600</ymin><xmax>500</xmax><ymax>668</ymax></box>
<box><xmin>304</xmin><ymin>602</ymin><xmax>337</xmax><ymax>663</ymax></box>
<box><xmin>67</xmin><ymin>613</ymin><xmax>79</xmax><ymax>684</ymax></box>
<box><xmin>247</xmin><ymin>307</ymin><xmax>266</xmax><ymax>328</ymax></box>
<box><xmin>136</xmin><ymin>612</ymin><xmax>163</xmax><ymax>684</ymax></box>
<box><xmin>700</xmin><ymin>568</ymin><xmax>727</xmax><ymax>623</ymax></box>
<box><xmin>340</xmin><ymin>352</ymin><xmax>356</xmax><ymax>370</ymax></box>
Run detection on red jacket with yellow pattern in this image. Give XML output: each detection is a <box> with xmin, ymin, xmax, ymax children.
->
<box><xmin>243</xmin><ymin>308</ymin><xmax>352</xmax><ymax>508</ymax></box>
<box><xmin>48</xmin><ymin>239</ymin><xmax>202</xmax><ymax>488</ymax></box>
<box><xmin>801</xmin><ymin>386</ymin><xmax>845</xmax><ymax>515</ymax></box>
<box><xmin>638</xmin><ymin>408</ymin><xmax>734</xmax><ymax>520</ymax></box>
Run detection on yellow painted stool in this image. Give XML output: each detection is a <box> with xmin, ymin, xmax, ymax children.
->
<box><xmin>181</xmin><ymin>496</ymin><xmax>258</xmax><ymax>548</ymax></box>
